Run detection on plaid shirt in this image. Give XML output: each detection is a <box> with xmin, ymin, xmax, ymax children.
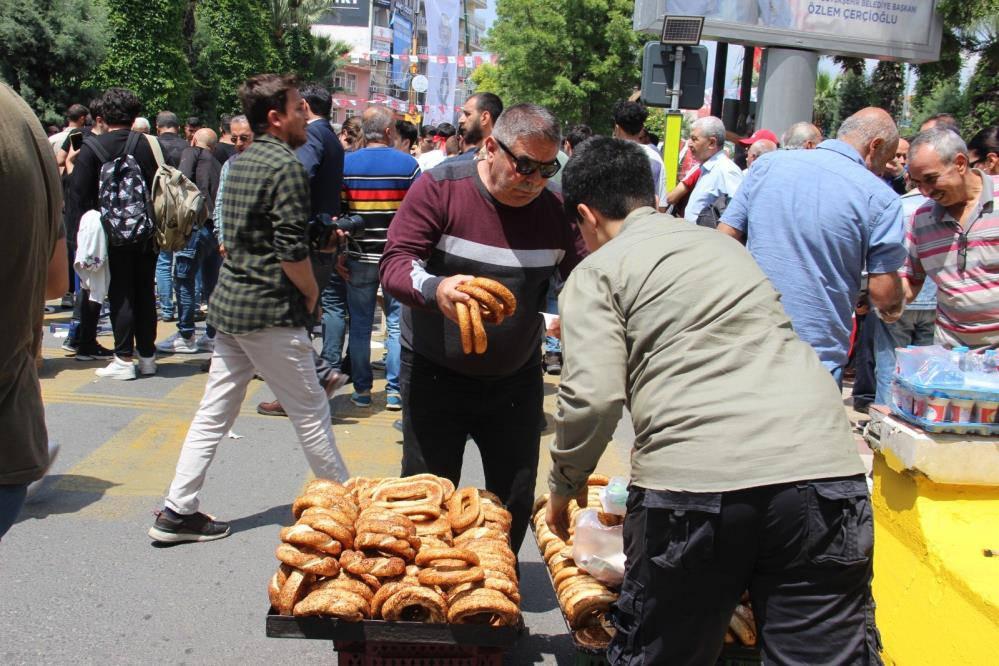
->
<box><xmin>208</xmin><ymin>134</ymin><xmax>312</xmax><ymax>335</ymax></box>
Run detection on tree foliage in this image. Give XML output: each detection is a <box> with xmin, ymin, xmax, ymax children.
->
<box><xmin>486</xmin><ymin>0</ymin><xmax>641</xmax><ymax>133</ymax></box>
<box><xmin>811</xmin><ymin>70</ymin><xmax>838</xmax><ymax>137</ymax></box>
<box><xmin>88</xmin><ymin>0</ymin><xmax>195</xmax><ymax>118</ymax></box>
<box><xmin>0</xmin><ymin>0</ymin><xmax>108</xmax><ymax>125</ymax></box>
<box><xmin>834</xmin><ymin>70</ymin><xmax>872</xmax><ymax>127</ymax></box>
<box><xmin>191</xmin><ymin>0</ymin><xmax>282</xmax><ymax>118</ymax></box>
<box><xmin>869</xmin><ymin>61</ymin><xmax>904</xmax><ymax>120</ymax></box>
<box><xmin>469</xmin><ymin>63</ymin><xmax>502</xmax><ymax>95</ymax></box>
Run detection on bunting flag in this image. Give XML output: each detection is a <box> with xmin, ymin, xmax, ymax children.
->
<box><xmin>339</xmin><ymin>51</ymin><xmax>497</xmax><ymax>63</ymax></box>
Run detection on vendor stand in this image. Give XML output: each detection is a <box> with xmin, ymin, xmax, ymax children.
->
<box><xmin>864</xmin><ymin>407</ymin><xmax>999</xmax><ymax>665</ymax></box>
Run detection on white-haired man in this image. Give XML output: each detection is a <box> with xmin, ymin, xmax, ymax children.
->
<box><xmin>684</xmin><ymin>116</ymin><xmax>743</xmax><ymax>224</ymax></box>
<box><xmin>781</xmin><ymin>121</ymin><xmax>823</xmax><ymax>150</ymax></box>
<box><xmin>903</xmin><ymin>128</ymin><xmax>999</xmax><ymax>348</ymax></box>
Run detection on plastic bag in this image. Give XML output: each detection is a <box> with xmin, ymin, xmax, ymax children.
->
<box><xmin>571</xmin><ymin>509</ymin><xmax>625</xmax><ymax>587</ymax></box>
<box><xmin>599</xmin><ymin>476</ymin><xmax>629</xmax><ymax>516</ymax></box>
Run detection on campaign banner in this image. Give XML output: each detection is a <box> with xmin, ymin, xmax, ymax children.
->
<box><xmin>649</xmin><ymin>0</ymin><xmax>942</xmax><ymax>62</ymax></box>
<box><xmin>319</xmin><ymin>0</ymin><xmax>371</xmax><ymax>28</ymax></box>
<box><xmin>423</xmin><ymin>0</ymin><xmax>460</xmax><ymax>125</ymax></box>
<box><xmin>391</xmin><ymin>12</ymin><xmax>414</xmax><ymax>86</ymax></box>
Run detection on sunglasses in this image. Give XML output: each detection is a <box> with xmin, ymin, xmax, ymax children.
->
<box><xmin>495</xmin><ymin>139</ymin><xmax>561</xmax><ymax>179</ymax></box>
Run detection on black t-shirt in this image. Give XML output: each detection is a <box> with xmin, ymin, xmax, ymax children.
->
<box><xmin>157</xmin><ymin>131</ymin><xmax>188</xmax><ymax>167</ymax></box>
<box><xmin>213</xmin><ymin>142</ymin><xmax>236</xmax><ymax>164</ymax></box>
<box><xmin>60</xmin><ymin>127</ymin><xmax>93</xmax><ymax>152</ymax></box>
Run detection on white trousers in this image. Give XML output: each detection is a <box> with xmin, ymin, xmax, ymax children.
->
<box><xmin>164</xmin><ymin>327</ymin><xmax>349</xmax><ymax>515</ymax></box>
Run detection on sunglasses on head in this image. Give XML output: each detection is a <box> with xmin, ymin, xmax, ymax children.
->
<box><xmin>495</xmin><ymin>138</ymin><xmax>561</xmax><ymax>179</ymax></box>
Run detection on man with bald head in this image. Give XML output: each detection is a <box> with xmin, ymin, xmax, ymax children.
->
<box><xmin>720</xmin><ymin>107</ymin><xmax>906</xmax><ymax>383</ymax></box>
<box><xmin>340</xmin><ymin>105</ymin><xmax>420</xmax><ymax>409</ymax></box>
<box><xmin>744</xmin><ymin>139</ymin><xmax>777</xmax><ymax>171</ymax></box>
<box><xmin>156</xmin><ymin>126</ymin><xmax>223</xmax><ymax>354</ymax></box>
<box><xmin>781</xmin><ymin>121</ymin><xmax>822</xmax><ymax>150</ymax></box>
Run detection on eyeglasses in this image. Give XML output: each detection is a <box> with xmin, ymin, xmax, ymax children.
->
<box><xmin>233</xmin><ymin>134</ymin><xmax>253</xmax><ymax>143</ymax></box>
<box><xmin>495</xmin><ymin>139</ymin><xmax>561</xmax><ymax>179</ymax></box>
<box><xmin>958</xmin><ymin>231</ymin><xmax>968</xmax><ymax>272</ymax></box>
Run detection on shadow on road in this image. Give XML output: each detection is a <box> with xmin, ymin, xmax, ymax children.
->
<box><xmin>519</xmin><ymin>561</ymin><xmax>559</xmax><ymax>613</ymax></box>
<box><xmin>505</xmin><ymin>629</ymin><xmax>576</xmax><ymax>666</ymax></box>
<box><xmin>16</xmin><ymin>474</ymin><xmax>119</xmax><ymax>522</ymax></box>
<box><xmin>228</xmin><ymin>503</ymin><xmax>294</xmax><ymax>535</ymax></box>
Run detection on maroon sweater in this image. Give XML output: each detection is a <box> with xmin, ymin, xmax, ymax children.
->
<box><xmin>380</xmin><ymin>159</ymin><xmax>585</xmax><ymax>377</ymax></box>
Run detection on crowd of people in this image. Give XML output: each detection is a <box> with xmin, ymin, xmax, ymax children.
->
<box><xmin>4</xmin><ymin>66</ymin><xmax>999</xmax><ymax>664</ymax></box>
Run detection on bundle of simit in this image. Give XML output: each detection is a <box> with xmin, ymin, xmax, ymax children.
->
<box><xmin>534</xmin><ymin>476</ymin><xmax>759</xmax><ymax>651</ymax></box>
<box><xmin>533</xmin><ymin>475</ymin><xmax>620</xmax><ymax>648</ymax></box>
<box><xmin>454</xmin><ymin>278</ymin><xmax>517</xmax><ymax>355</ymax></box>
<box><xmin>268</xmin><ymin>475</ymin><xmax>521</xmax><ymax>627</ymax></box>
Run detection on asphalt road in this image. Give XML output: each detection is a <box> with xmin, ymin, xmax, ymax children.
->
<box><xmin>2</xmin><ymin>306</ymin><xmax>633</xmax><ymax>665</ymax></box>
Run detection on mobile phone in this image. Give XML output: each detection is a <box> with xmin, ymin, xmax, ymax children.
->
<box><xmin>69</xmin><ymin>132</ymin><xmax>83</xmax><ymax>151</ymax></box>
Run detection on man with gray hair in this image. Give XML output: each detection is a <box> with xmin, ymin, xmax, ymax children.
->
<box><xmin>720</xmin><ymin>107</ymin><xmax>906</xmax><ymax>385</ymax></box>
<box><xmin>744</xmin><ymin>138</ymin><xmax>777</xmax><ymax>171</ymax></box>
<box><xmin>380</xmin><ymin>103</ymin><xmax>587</xmax><ymax>553</ymax></box>
<box><xmin>684</xmin><ymin>115</ymin><xmax>743</xmax><ymax>223</ymax></box>
<box><xmin>340</xmin><ymin>105</ymin><xmax>420</xmax><ymax>410</ymax></box>
<box><xmin>903</xmin><ymin>127</ymin><xmax>999</xmax><ymax>348</ymax></box>
<box><xmin>782</xmin><ymin>121</ymin><xmax>823</xmax><ymax>150</ymax></box>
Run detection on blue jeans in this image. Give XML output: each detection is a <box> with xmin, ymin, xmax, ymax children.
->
<box><xmin>384</xmin><ymin>290</ymin><xmax>401</xmax><ymax>394</ymax></box>
<box><xmin>545</xmin><ymin>277</ymin><xmax>561</xmax><ymax>354</ymax></box>
<box><xmin>345</xmin><ymin>259</ymin><xmax>381</xmax><ymax>394</ymax></box>
<box><xmin>321</xmin><ymin>271</ymin><xmax>349</xmax><ymax>368</ymax></box>
<box><xmin>174</xmin><ymin>226</ymin><xmax>221</xmax><ymax>339</ymax></box>
<box><xmin>156</xmin><ymin>250</ymin><xmax>175</xmax><ymax>317</ymax></box>
<box><xmin>873</xmin><ymin>316</ymin><xmax>896</xmax><ymax>406</ymax></box>
<box><xmin>0</xmin><ymin>483</ymin><xmax>28</xmax><ymax>540</ymax></box>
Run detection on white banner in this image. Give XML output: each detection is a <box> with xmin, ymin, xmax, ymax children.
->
<box><xmin>423</xmin><ymin>0</ymin><xmax>460</xmax><ymax>126</ymax></box>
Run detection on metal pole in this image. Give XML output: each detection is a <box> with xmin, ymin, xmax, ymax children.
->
<box><xmin>737</xmin><ymin>46</ymin><xmax>754</xmax><ymax>134</ymax></box>
<box><xmin>671</xmin><ymin>46</ymin><xmax>684</xmax><ymax>111</ymax></box>
<box><xmin>664</xmin><ymin>45</ymin><xmax>685</xmax><ymax>192</ymax></box>
<box><xmin>711</xmin><ymin>42</ymin><xmax>728</xmax><ymax>118</ymax></box>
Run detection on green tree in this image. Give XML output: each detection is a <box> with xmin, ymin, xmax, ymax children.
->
<box><xmin>192</xmin><ymin>0</ymin><xmax>282</xmax><ymax>119</ymax></box>
<box><xmin>469</xmin><ymin>63</ymin><xmax>502</xmax><ymax>95</ymax></box>
<box><xmin>869</xmin><ymin>61</ymin><xmax>904</xmax><ymax>120</ymax></box>
<box><xmin>486</xmin><ymin>0</ymin><xmax>641</xmax><ymax>133</ymax></box>
<box><xmin>963</xmin><ymin>23</ymin><xmax>999</xmax><ymax>133</ymax></box>
<box><xmin>811</xmin><ymin>70</ymin><xmax>838</xmax><ymax>137</ymax></box>
<box><xmin>833</xmin><ymin>70</ymin><xmax>872</xmax><ymax>129</ymax></box>
<box><xmin>0</xmin><ymin>0</ymin><xmax>108</xmax><ymax>125</ymax></box>
<box><xmin>88</xmin><ymin>0</ymin><xmax>195</xmax><ymax>117</ymax></box>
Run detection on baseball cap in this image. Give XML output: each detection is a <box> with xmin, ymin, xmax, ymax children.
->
<box><xmin>738</xmin><ymin>129</ymin><xmax>779</xmax><ymax>146</ymax></box>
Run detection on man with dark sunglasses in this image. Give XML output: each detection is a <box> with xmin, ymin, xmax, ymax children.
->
<box><xmin>903</xmin><ymin>127</ymin><xmax>999</xmax><ymax>349</ymax></box>
<box><xmin>380</xmin><ymin>104</ymin><xmax>586</xmax><ymax>556</ymax></box>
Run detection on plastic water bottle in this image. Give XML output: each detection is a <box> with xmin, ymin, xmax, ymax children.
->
<box><xmin>951</xmin><ymin>346</ymin><xmax>970</xmax><ymax>369</ymax></box>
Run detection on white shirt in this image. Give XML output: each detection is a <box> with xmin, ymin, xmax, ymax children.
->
<box><xmin>684</xmin><ymin>150</ymin><xmax>744</xmax><ymax>223</ymax></box>
<box><xmin>640</xmin><ymin>144</ymin><xmax>668</xmax><ymax>206</ymax></box>
<box><xmin>417</xmin><ymin>149</ymin><xmax>446</xmax><ymax>172</ymax></box>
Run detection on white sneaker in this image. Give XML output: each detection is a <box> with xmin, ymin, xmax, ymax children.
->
<box><xmin>156</xmin><ymin>332</ymin><xmax>199</xmax><ymax>354</ymax></box>
<box><xmin>137</xmin><ymin>354</ymin><xmax>157</xmax><ymax>376</ymax></box>
<box><xmin>95</xmin><ymin>356</ymin><xmax>136</xmax><ymax>380</ymax></box>
<box><xmin>195</xmin><ymin>334</ymin><xmax>215</xmax><ymax>352</ymax></box>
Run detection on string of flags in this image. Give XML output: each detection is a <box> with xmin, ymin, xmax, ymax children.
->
<box><xmin>332</xmin><ymin>97</ymin><xmax>464</xmax><ymax>114</ymax></box>
<box><xmin>348</xmin><ymin>52</ymin><xmax>499</xmax><ymax>66</ymax></box>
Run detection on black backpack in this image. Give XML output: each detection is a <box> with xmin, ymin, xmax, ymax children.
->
<box><xmin>85</xmin><ymin>132</ymin><xmax>155</xmax><ymax>246</ymax></box>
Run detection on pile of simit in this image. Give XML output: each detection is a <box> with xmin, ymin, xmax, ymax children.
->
<box><xmin>269</xmin><ymin>475</ymin><xmax>521</xmax><ymax>626</ymax></box>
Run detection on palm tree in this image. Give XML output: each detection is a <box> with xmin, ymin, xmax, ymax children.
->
<box><xmin>812</xmin><ymin>70</ymin><xmax>838</xmax><ymax>136</ymax></box>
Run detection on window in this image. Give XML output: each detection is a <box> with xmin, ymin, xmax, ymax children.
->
<box><xmin>344</xmin><ymin>109</ymin><xmax>356</xmax><ymax>120</ymax></box>
<box><xmin>334</xmin><ymin>72</ymin><xmax>357</xmax><ymax>95</ymax></box>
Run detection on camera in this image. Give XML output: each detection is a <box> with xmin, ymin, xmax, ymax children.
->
<box><xmin>309</xmin><ymin>213</ymin><xmax>365</xmax><ymax>251</ymax></box>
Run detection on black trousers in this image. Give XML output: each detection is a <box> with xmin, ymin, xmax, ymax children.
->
<box><xmin>399</xmin><ymin>348</ymin><xmax>542</xmax><ymax>554</ymax></box>
<box><xmin>852</xmin><ymin>313</ymin><xmax>877</xmax><ymax>407</ymax></box>
<box><xmin>608</xmin><ymin>477</ymin><xmax>882</xmax><ymax>666</ymax></box>
<box><xmin>107</xmin><ymin>244</ymin><xmax>158</xmax><ymax>358</ymax></box>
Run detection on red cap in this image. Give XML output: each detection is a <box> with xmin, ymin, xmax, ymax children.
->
<box><xmin>738</xmin><ymin>129</ymin><xmax>779</xmax><ymax>146</ymax></box>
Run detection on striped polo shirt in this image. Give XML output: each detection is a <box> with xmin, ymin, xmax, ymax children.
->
<box><xmin>900</xmin><ymin>170</ymin><xmax>999</xmax><ymax>348</ymax></box>
<box><xmin>341</xmin><ymin>146</ymin><xmax>420</xmax><ymax>263</ymax></box>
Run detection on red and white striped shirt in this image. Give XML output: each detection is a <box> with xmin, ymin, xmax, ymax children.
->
<box><xmin>900</xmin><ymin>171</ymin><xmax>999</xmax><ymax>348</ymax></box>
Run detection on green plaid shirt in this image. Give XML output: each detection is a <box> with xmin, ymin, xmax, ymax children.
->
<box><xmin>208</xmin><ymin>134</ymin><xmax>312</xmax><ymax>335</ymax></box>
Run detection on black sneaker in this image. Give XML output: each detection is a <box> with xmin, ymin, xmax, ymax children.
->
<box><xmin>60</xmin><ymin>292</ymin><xmax>75</xmax><ymax>309</ymax></box>
<box><xmin>75</xmin><ymin>345</ymin><xmax>115</xmax><ymax>361</ymax></box>
<box><xmin>543</xmin><ymin>351</ymin><xmax>563</xmax><ymax>376</ymax></box>
<box><xmin>148</xmin><ymin>508</ymin><xmax>231</xmax><ymax>543</ymax></box>
<box><xmin>61</xmin><ymin>339</ymin><xmax>79</xmax><ymax>354</ymax></box>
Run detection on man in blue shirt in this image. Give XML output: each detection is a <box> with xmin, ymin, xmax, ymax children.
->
<box><xmin>684</xmin><ymin>116</ymin><xmax>743</xmax><ymax>224</ymax></box>
<box><xmin>719</xmin><ymin>107</ymin><xmax>907</xmax><ymax>383</ymax></box>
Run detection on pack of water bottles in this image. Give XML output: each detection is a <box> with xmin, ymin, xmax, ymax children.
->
<box><xmin>891</xmin><ymin>345</ymin><xmax>999</xmax><ymax>435</ymax></box>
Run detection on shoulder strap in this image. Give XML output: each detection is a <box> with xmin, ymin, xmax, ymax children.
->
<box><xmin>124</xmin><ymin>131</ymin><xmax>141</xmax><ymax>157</ymax></box>
<box><xmin>144</xmin><ymin>133</ymin><xmax>165</xmax><ymax>167</ymax></box>
<box><xmin>84</xmin><ymin>136</ymin><xmax>111</xmax><ymax>164</ymax></box>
